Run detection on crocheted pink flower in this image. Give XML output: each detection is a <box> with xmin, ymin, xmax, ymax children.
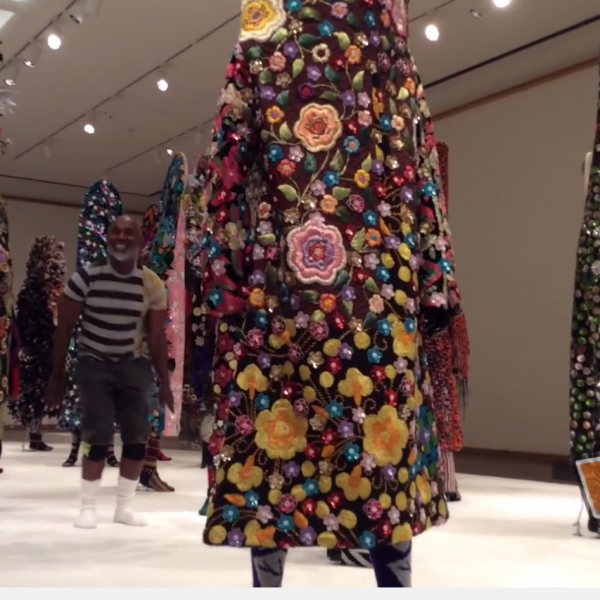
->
<box><xmin>286</xmin><ymin>214</ymin><xmax>347</xmax><ymax>286</ymax></box>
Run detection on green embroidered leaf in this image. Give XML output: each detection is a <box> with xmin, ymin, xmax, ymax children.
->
<box><xmin>402</xmin><ymin>131</ymin><xmax>414</xmax><ymax>154</ymax></box>
<box><xmin>292</xmin><ymin>58</ymin><xmax>305</xmax><ymax>79</ymax></box>
<box><xmin>332</xmin><ymin>186</ymin><xmax>351</xmax><ymax>200</ymax></box>
<box><xmin>298</xmin><ymin>33</ymin><xmax>320</xmax><ymax>48</ymax></box>
<box><xmin>276</xmin><ymin>90</ymin><xmax>289</xmax><ymax>108</ymax></box>
<box><xmin>352</xmin><ymin>70</ymin><xmax>365</xmax><ymax>91</ymax></box>
<box><xmin>258</xmin><ymin>233</ymin><xmax>276</xmax><ymax>246</ymax></box>
<box><xmin>300</xmin><ymin>290</ymin><xmax>320</xmax><ymax>304</ymax></box>
<box><xmin>247</xmin><ymin>46</ymin><xmax>262</xmax><ymax>59</ymax></box>
<box><xmin>346</xmin><ymin>13</ymin><xmax>361</xmax><ymax>30</ymax></box>
<box><xmin>397</xmin><ymin>87</ymin><xmax>409</xmax><ymax>101</ymax></box>
<box><xmin>277</xmin><ymin>184</ymin><xmax>298</xmax><ymax>201</ymax></box>
<box><xmin>334</xmin><ymin>270</ymin><xmax>350</xmax><ymax>290</ymax></box>
<box><xmin>363</xmin><ymin>187</ymin><xmax>376</xmax><ymax>206</ymax></box>
<box><xmin>319</xmin><ymin>91</ymin><xmax>339</xmax><ymax>102</ymax></box>
<box><xmin>325</xmin><ymin>65</ymin><xmax>341</xmax><ymax>83</ymax></box>
<box><xmin>350</xmin><ymin>228</ymin><xmax>366</xmax><ymax>251</ymax></box>
<box><xmin>358</xmin><ymin>126</ymin><xmax>370</xmax><ymax>145</ymax></box>
<box><xmin>304</xmin><ymin>153</ymin><xmax>317</xmax><ymax>173</ymax></box>
<box><xmin>363</xmin><ymin>311</ymin><xmax>377</xmax><ymax>328</ymax></box>
<box><xmin>298</xmin><ymin>6</ymin><xmax>320</xmax><ymax>20</ymax></box>
<box><xmin>389</xmin><ymin>98</ymin><xmax>397</xmax><ymax>115</ymax></box>
<box><xmin>342</xmin><ymin>300</ymin><xmax>353</xmax><ymax>317</ymax></box>
<box><xmin>279</xmin><ymin>122</ymin><xmax>293</xmax><ymax>141</ymax></box>
<box><xmin>335</xmin><ymin>205</ymin><xmax>351</xmax><ymax>223</ymax></box>
<box><xmin>258</xmin><ymin>69</ymin><xmax>273</xmax><ymax>85</ymax></box>
<box><xmin>330</xmin><ymin>149</ymin><xmax>344</xmax><ymax>171</ymax></box>
<box><xmin>336</xmin><ymin>32</ymin><xmax>351</xmax><ymax>50</ymax></box>
<box><xmin>361</xmin><ymin>155</ymin><xmax>373</xmax><ymax>172</ymax></box>
<box><xmin>271</xmin><ymin>28</ymin><xmax>289</xmax><ymax>43</ymax></box>
<box><xmin>364</xmin><ymin>278</ymin><xmax>379</xmax><ymax>294</ymax></box>
<box><xmin>381</xmin><ymin>35</ymin><xmax>390</xmax><ymax>51</ymax></box>
<box><xmin>261</xmin><ymin>130</ymin><xmax>270</xmax><ymax>142</ymax></box>
<box><xmin>265</xmin><ymin>266</ymin><xmax>278</xmax><ymax>286</ymax></box>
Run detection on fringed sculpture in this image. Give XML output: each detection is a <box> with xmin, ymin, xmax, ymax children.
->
<box><xmin>10</xmin><ymin>236</ymin><xmax>65</xmax><ymax>450</ymax></box>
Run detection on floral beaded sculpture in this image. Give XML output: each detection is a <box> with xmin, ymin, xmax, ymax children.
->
<box><xmin>570</xmin><ymin>64</ymin><xmax>600</xmax><ymax>533</ymax></box>
<box><xmin>199</xmin><ymin>0</ymin><xmax>458</xmax><ymax>551</ymax></box>
<box><xmin>422</xmin><ymin>141</ymin><xmax>470</xmax><ymax>501</ymax></box>
<box><xmin>10</xmin><ymin>237</ymin><xmax>65</xmax><ymax>431</ymax></box>
<box><xmin>0</xmin><ymin>197</ymin><xmax>13</xmax><ymax>412</ymax></box>
<box><xmin>58</xmin><ymin>180</ymin><xmax>123</xmax><ymax>433</ymax></box>
<box><xmin>0</xmin><ymin>196</ymin><xmax>13</xmax><ymax>473</ymax></box>
<box><xmin>150</xmin><ymin>152</ymin><xmax>188</xmax><ymax>436</ymax></box>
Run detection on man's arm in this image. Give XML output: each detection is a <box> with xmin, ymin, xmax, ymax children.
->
<box><xmin>145</xmin><ymin>271</ymin><xmax>170</xmax><ymax>385</ymax></box>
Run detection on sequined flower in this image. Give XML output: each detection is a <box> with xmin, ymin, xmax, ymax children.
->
<box><xmin>239</xmin><ymin>0</ymin><xmax>287</xmax><ymax>43</ymax></box>
<box><xmin>363</xmin><ymin>405</ymin><xmax>409</xmax><ymax>467</ymax></box>
<box><xmin>286</xmin><ymin>215</ymin><xmax>347</xmax><ymax>285</ymax></box>
<box><xmin>255</xmin><ymin>399</ymin><xmax>309</xmax><ymax>460</ymax></box>
<box><xmin>293</xmin><ymin>103</ymin><xmax>343</xmax><ymax>152</ymax></box>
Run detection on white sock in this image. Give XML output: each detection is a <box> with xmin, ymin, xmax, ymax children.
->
<box><xmin>114</xmin><ymin>476</ymin><xmax>148</xmax><ymax>527</ymax></box>
<box><xmin>74</xmin><ymin>479</ymin><xmax>101</xmax><ymax>529</ymax></box>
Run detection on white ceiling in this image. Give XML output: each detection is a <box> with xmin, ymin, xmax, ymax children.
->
<box><xmin>0</xmin><ymin>0</ymin><xmax>597</xmax><ymax>212</ymax></box>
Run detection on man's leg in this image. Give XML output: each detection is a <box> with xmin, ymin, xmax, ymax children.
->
<box><xmin>75</xmin><ymin>358</ymin><xmax>116</xmax><ymax>529</ymax></box>
<box><xmin>114</xmin><ymin>358</ymin><xmax>152</xmax><ymax>527</ymax></box>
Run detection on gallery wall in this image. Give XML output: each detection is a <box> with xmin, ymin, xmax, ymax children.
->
<box><xmin>435</xmin><ymin>64</ymin><xmax>598</xmax><ymax>455</ymax></box>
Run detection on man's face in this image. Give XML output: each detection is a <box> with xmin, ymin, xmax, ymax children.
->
<box><xmin>107</xmin><ymin>218</ymin><xmax>139</xmax><ymax>262</ymax></box>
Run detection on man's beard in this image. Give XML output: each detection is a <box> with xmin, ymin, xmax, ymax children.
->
<box><xmin>108</xmin><ymin>245</ymin><xmax>139</xmax><ymax>263</ymax></box>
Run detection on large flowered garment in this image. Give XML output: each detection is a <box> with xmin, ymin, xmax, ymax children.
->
<box><xmin>201</xmin><ymin>0</ymin><xmax>456</xmax><ymax>549</ymax></box>
<box><xmin>569</xmin><ymin>60</ymin><xmax>600</xmax><ymax>464</ymax></box>
<box><xmin>58</xmin><ymin>180</ymin><xmax>123</xmax><ymax>431</ymax></box>
<box><xmin>423</xmin><ymin>141</ymin><xmax>469</xmax><ymax>454</ymax></box>
<box><xmin>0</xmin><ymin>197</ymin><xmax>13</xmax><ymax>412</ymax></box>
<box><xmin>10</xmin><ymin>237</ymin><xmax>65</xmax><ymax>428</ymax></box>
<box><xmin>150</xmin><ymin>152</ymin><xmax>188</xmax><ymax>436</ymax></box>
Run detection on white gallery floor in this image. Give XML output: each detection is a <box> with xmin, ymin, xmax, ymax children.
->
<box><xmin>0</xmin><ymin>441</ymin><xmax>597</xmax><ymax>587</ymax></box>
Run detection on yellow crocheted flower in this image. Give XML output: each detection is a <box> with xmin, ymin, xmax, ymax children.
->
<box><xmin>239</xmin><ymin>0</ymin><xmax>287</xmax><ymax>43</ymax></box>
<box><xmin>337</xmin><ymin>368</ymin><xmax>373</xmax><ymax>406</ymax></box>
<box><xmin>335</xmin><ymin>466</ymin><xmax>372</xmax><ymax>501</ymax></box>
<box><xmin>244</xmin><ymin>519</ymin><xmax>277</xmax><ymax>548</ymax></box>
<box><xmin>255</xmin><ymin>399</ymin><xmax>308</xmax><ymax>460</ymax></box>
<box><xmin>363</xmin><ymin>405</ymin><xmax>409</xmax><ymax>467</ymax></box>
<box><xmin>227</xmin><ymin>456</ymin><xmax>264</xmax><ymax>492</ymax></box>
<box><xmin>392</xmin><ymin>319</ymin><xmax>416</xmax><ymax>360</ymax></box>
<box><xmin>236</xmin><ymin>363</ymin><xmax>269</xmax><ymax>400</ymax></box>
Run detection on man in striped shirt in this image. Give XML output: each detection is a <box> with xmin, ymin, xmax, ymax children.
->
<box><xmin>45</xmin><ymin>215</ymin><xmax>173</xmax><ymax>529</ymax></box>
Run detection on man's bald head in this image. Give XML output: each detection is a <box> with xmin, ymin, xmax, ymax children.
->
<box><xmin>107</xmin><ymin>214</ymin><xmax>141</xmax><ymax>265</ymax></box>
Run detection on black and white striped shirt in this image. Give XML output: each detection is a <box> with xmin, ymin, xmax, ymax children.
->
<box><xmin>64</xmin><ymin>261</ymin><xmax>167</xmax><ymax>361</ymax></box>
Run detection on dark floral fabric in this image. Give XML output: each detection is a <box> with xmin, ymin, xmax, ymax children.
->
<box><xmin>200</xmin><ymin>0</ymin><xmax>456</xmax><ymax>550</ymax></box>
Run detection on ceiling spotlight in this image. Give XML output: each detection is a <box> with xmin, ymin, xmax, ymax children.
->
<box><xmin>166</xmin><ymin>148</ymin><xmax>174</xmax><ymax>156</ymax></box>
<box><xmin>46</xmin><ymin>26</ymin><xmax>62</xmax><ymax>50</ymax></box>
<box><xmin>84</xmin><ymin>122</ymin><xmax>95</xmax><ymax>134</ymax></box>
<box><xmin>70</xmin><ymin>0</ymin><xmax>103</xmax><ymax>23</ymax></box>
<box><xmin>469</xmin><ymin>9</ymin><xmax>483</xmax><ymax>18</ymax></box>
<box><xmin>3</xmin><ymin>65</ymin><xmax>20</xmax><ymax>86</ymax></box>
<box><xmin>157</xmin><ymin>71</ymin><xmax>169</xmax><ymax>92</ymax></box>
<box><xmin>21</xmin><ymin>41</ymin><xmax>43</xmax><ymax>68</ymax></box>
<box><xmin>424</xmin><ymin>24</ymin><xmax>439</xmax><ymax>41</ymax></box>
<box><xmin>492</xmin><ymin>0</ymin><xmax>511</xmax><ymax>6</ymax></box>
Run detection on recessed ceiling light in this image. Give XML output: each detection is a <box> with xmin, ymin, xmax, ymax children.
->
<box><xmin>469</xmin><ymin>9</ymin><xmax>482</xmax><ymax>18</ymax></box>
<box><xmin>3</xmin><ymin>65</ymin><xmax>19</xmax><ymax>86</ymax></box>
<box><xmin>493</xmin><ymin>0</ymin><xmax>511</xmax><ymax>7</ymax></box>
<box><xmin>424</xmin><ymin>24</ymin><xmax>439</xmax><ymax>41</ymax></box>
<box><xmin>84</xmin><ymin>123</ymin><xmax>95</xmax><ymax>134</ymax></box>
<box><xmin>21</xmin><ymin>41</ymin><xmax>43</xmax><ymax>68</ymax></box>
<box><xmin>166</xmin><ymin>148</ymin><xmax>174</xmax><ymax>156</ymax></box>
<box><xmin>46</xmin><ymin>25</ymin><xmax>62</xmax><ymax>50</ymax></box>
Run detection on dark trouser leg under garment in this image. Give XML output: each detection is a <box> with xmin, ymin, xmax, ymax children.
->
<box><xmin>250</xmin><ymin>541</ymin><xmax>412</xmax><ymax>587</ymax></box>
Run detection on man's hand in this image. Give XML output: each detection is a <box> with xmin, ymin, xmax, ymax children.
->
<box><xmin>44</xmin><ymin>371</ymin><xmax>66</xmax><ymax>412</ymax></box>
<box><xmin>158</xmin><ymin>383</ymin><xmax>175</xmax><ymax>413</ymax></box>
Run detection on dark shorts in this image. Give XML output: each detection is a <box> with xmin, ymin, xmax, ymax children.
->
<box><xmin>77</xmin><ymin>356</ymin><xmax>152</xmax><ymax>446</ymax></box>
